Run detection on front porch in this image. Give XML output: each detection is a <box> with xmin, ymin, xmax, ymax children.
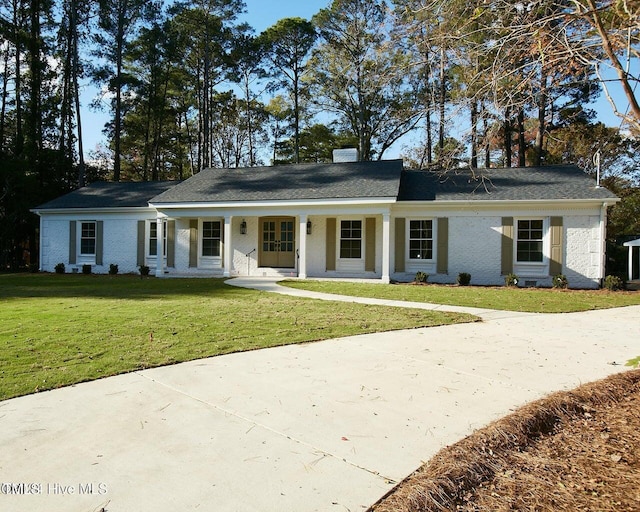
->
<box><xmin>150</xmin><ymin>213</ymin><xmax>392</xmax><ymax>282</ymax></box>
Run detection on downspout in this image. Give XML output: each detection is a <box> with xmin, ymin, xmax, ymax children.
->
<box><xmin>599</xmin><ymin>202</ymin><xmax>608</xmax><ymax>286</ymax></box>
<box><xmin>39</xmin><ymin>214</ymin><xmax>43</xmax><ymax>271</ymax></box>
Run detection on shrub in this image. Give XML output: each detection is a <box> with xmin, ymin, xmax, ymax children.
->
<box><xmin>139</xmin><ymin>265</ymin><xmax>150</xmax><ymax>277</ymax></box>
<box><xmin>552</xmin><ymin>274</ymin><xmax>568</xmax><ymax>289</ymax></box>
<box><xmin>414</xmin><ymin>271</ymin><xmax>428</xmax><ymax>284</ymax></box>
<box><xmin>603</xmin><ymin>274</ymin><xmax>623</xmax><ymax>291</ymax></box>
<box><xmin>504</xmin><ymin>273</ymin><xmax>519</xmax><ymax>287</ymax></box>
<box><xmin>82</xmin><ymin>264</ymin><xmax>92</xmax><ymax>275</ymax></box>
<box><xmin>109</xmin><ymin>263</ymin><xmax>119</xmax><ymax>275</ymax></box>
<box><xmin>29</xmin><ymin>263</ymin><xmax>39</xmax><ymax>273</ymax></box>
<box><xmin>54</xmin><ymin>262</ymin><xmax>65</xmax><ymax>274</ymax></box>
<box><xmin>457</xmin><ymin>272</ymin><xmax>471</xmax><ymax>286</ymax></box>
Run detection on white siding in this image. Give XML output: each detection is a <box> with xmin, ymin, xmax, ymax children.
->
<box><xmin>38</xmin><ymin>203</ymin><xmax>606</xmax><ymax>288</ymax></box>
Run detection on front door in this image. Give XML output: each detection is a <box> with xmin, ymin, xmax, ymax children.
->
<box><xmin>260</xmin><ymin>217</ymin><xmax>295</xmax><ymax>268</ymax></box>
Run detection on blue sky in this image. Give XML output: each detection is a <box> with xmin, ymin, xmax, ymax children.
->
<box><xmin>239</xmin><ymin>0</ymin><xmax>329</xmax><ymax>32</ymax></box>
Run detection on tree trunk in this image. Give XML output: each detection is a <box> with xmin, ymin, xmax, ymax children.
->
<box><xmin>438</xmin><ymin>46</ymin><xmax>446</xmax><ymax>161</ymax></box>
<box><xmin>0</xmin><ymin>38</ymin><xmax>10</xmax><ymax>152</ymax></box>
<box><xmin>517</xmin><ymin>108</ymin><xmax>526</xmax><ymax>167</ymax></box>
<box><xmin>504</xmin><ymin>107</ymin><xmax>512</xmax><ymax>168</ymax></box>
<box><xmin>71</xmin><ymin>0</ymin><xmax>85</xmax><ymax>187</ymax></box>
<box><xmin>27</xmin><ymin>0</ymin><xmax>43</xmax><ymax>174</ymax></box>
<box><xmin>533</xmin><ymin>68</ymin><xmax>548</xmax><ymax>167</ymax></box>
<box><xmin>14</xmin><ymin>0</ymin><xmax>24</xmax><ymax>157</ymax></box>
<box><xmin>482</xmin><ymin>101</ymin><xmax>490</xmax><ymax>168</ymax></box>
<box><xmin>470</xmin><ymin>100</ymin><xmax>478</xmax><ymax>168</ymax></box>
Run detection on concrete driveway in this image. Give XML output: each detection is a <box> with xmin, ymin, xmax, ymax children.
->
<box><xmin>1</xmin><ymin>278</ymin><xmax>638</xmax><ymax>512</ymax></box>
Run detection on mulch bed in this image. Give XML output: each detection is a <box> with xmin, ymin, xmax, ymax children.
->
<box><xmin>369</xmin><ymin>369</ymin><xmax>640</xmax><ymax>512</ymax></box>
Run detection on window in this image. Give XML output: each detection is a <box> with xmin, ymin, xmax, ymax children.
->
<box><xmin>409</xmin><ymin>220</ymin><xmax>433</xmax><ymax>260</ymax></box>
<box><xmin>340</xmin><ymin>220</ymin><xmax>362</xmax><ymax>259</ymax></box>
<box><xmin>149</xmin><ymin>221</ymin><xmax>167</xmax><ymax>257</ymax></box>
<box><xmin>80</xmin><ymin>222</ymin><xmax>96</xmax><ymax>255</ymax></box>
<box><xmin>517</xmin><ymin>219</ymin><xmax>544</xmax><ymax>262</ymax></box>
<box><xmin>202</xmin><ymin>221</ymin><xmax>221</xmax><ymax>257</ymax></box>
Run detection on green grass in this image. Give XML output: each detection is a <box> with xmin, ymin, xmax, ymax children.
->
<box><xmin>0</xmin><ymin>274</ymin><xmax>476</xmax><ymax>401</ymax></box>
<box><xmin>281</xmin><ymin>280</ymin><xmax>640</xmax><ymax>313</ymax></box>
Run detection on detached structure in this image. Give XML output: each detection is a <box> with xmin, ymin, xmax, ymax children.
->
<box><xmin>33</xmin><ymin>158</ymin><xmax>618</xmax><ymax>289</ymax></box>
<box><xmin>623</xmin><ymin>238</ymin><xmax>640</xmax><ymax>282</ymax></box>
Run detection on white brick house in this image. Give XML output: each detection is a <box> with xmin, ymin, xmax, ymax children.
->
<box><xmin>32</xmin><ymin>161</ymin><xmax>618</xmax><ymax>289</ymax></box>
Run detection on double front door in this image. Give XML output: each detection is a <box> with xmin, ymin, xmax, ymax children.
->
<box><xmin>260</xmin><ymin>217</ymin><xmax>295</xmax><ymax>268</ymax></box>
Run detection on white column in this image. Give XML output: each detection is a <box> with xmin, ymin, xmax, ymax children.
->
<box><xmin>155</xmin><ymin>216</ymin><xmax>164</xmax><ymax>277</ymax></box>
<box><xmin>299</xmin><ymin>214</ymin><xmax>308</xmax><ymax>279</ymax></box>
<box><xmin>629</xmin><ymin>246</ymin><xmax>634</xmax><ymax>282</ymax></box>
<box><xmin>381</xmin><ymin>212</ymin><xmax>390</xmax><ymax>284</ymax></box>
<box><xmin>223</xmin><ymin>215</ymin><xmax>232</xmax><ymax>278</ymax></box>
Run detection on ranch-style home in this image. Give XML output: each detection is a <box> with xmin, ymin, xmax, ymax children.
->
<box><xmin>32</xmin><ymin>153</ymin><xmax>619</xmax><ymax>289</ymax></box>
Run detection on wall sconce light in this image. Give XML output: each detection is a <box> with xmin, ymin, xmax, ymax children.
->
<box><xmin>240</xmin><ymin>219</ymin><xmax>247</xmax><ymax>235</ymax></box>
<box><xmin>306</xmin><ymin>220</ymin><xmax>312</xmax><ymax>235</ymax></box>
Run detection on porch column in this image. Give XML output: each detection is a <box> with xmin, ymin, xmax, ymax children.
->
<box><xmin>223</xmin><ymin>215</ymin><xmax>232</xmax><ymax>278</ymax></box>
<box><xmin>381</xmin><ymin>212</ymin><xmax>390</xmax><ymax>284</ymax></box>
<box><xmin>155</xmin><ymin>215</ymin><xmax>165</xmax><ymax>277</ymax></box>
<box><xmin>299</xmin><ymin>214</ymin><xmax>308</xmax><ymax>279</ymax></box>
<box><xmin>629</xmin><ymin>245</ymin><xmax>634</xmax><ymax>282</ymax></box>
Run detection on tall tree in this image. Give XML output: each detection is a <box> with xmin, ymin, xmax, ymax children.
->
<box><xmin>93</xmin><ymin>0</ymin><xmax>157</xmax><ymax>181</ymax></box>
<box><xmin>57</xmin><ymin>0</ymin><xmax>92</xmax><ymax>186</ymax></box>
<box><xmin>228</xmin><ymin>25</ymin><xmax>266</xmax><ymax>167</ymax></box>
<box><xmin>170</xmin><ymin>0</ymin><xmax>245</xmax><ymax>171</ymax></box>
<box><xmin>261</xmin><ymin>17</ymin><xmax>316</xmax><ymax>164</ymax></box>
<box><xmin>310</xmin><ymin>0</ymin><xmax>423</xmax><ymax>161</ymax></box>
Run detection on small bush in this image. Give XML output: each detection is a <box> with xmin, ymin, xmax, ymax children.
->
<box><xmin>552</xmin><ymin>274</ymin><xmax>568</xmax><ymax>289</ymax></box>
<box><xmin>415</xmin><ymin>271</ymin><xmax>428</xmax><ymax>284</ymax></box>
<box><xmin>603</xmin><ymin>274</ymin><xmax>623</xmax><ymax>291</ymax></box>
<box><xmin>505</xmin><ymin>273</ymin><xmax>519</xmax><ymax>287</ymax></box>
<box><xmin>457</xmin><ymin>272</ymin><xmax>471</xmax><ymax>286</ymax></box>
<box><xmin>139</xmin><ymin>265</ymin><xmax>150</xmax><ymax>276</ymax></box>
<box><xmin>109</xmin><ymin>263</ymin><xmax>119</xmax><ymax>275</ymax></box>
<box><xmin>82</xmin><ymin>264</ymin><xmax>92</xmax><ymax>275</ymax></box>
<box><xmin>29</xmin><ymin>263</ymin><xmax>39</xmax><ymax>273</ymax></box>
<box><xmin>54</xmin><ymin>262</ymin><xmax>65</xmax><ymax>274</ymax></box>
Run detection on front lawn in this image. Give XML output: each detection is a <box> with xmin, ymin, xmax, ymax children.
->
<box><xmin>281</xmin><ymin>280</ymin><xmax>640</xmax><ymax>313</ymax></box>
<box><xmin>0</xmin><ymin>274</ymin><xmax>476</xmax><ymax>401</ymax></box>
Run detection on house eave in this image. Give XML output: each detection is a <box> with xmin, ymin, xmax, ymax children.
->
<box><xmin>149</xmin><ymin>197</ymin><xmax>398</xmax><ymax>210</ymax></box>
<box><xmin>31</xmin><ymin>206</ymin><xmax>157</xmax><ymax>216</ymax></box>
<box><xmin>397</xmin><ymin>198</ymin><xmax>620</xmax><ymax>209</ymax></box>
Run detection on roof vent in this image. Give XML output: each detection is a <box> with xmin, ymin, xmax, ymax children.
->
<box><xmin>333</xmin><ymin>148</ymin><xmax>359</xmax><ymax>163</ymax></box>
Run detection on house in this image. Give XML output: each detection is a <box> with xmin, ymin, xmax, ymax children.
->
<box><xmin>32</xmin><ymin>156</ymin><xmax>619</xmax><ymax>289</ymax></box>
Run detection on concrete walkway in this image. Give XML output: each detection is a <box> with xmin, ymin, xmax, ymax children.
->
<box><xmin>1</xmin><ymin>278</ymin><xmax>638</xmax><ymax>512</ymax></box>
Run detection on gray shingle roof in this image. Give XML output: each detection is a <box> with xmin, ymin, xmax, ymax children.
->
<box><xmin>34</xmin><ymin>163</ymin><xmax>617</xmax><ymax>211</ymax></box>
<box><xmin>34</xmin><ymin>181</ymin><xmax>179</xmax><ymax>210</ymax></box>
<box><xmin>398</xmin><ymin>165</ymin><xmax>618</xmax><ymax>201</ymax></box>
<box><xmin>150</xmin><ymin>160</ymin><xmax>404</xmax><ymax>204</ymax></box>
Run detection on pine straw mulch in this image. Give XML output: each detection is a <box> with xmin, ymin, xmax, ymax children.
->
<box><xmin>369</xmin><ymin>369</ymin><xmax>640</xmax><ymax>512</ymax></box>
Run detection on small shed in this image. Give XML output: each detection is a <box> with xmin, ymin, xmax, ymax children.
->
<box><xmin>623</xmin><ymin>238</ymin><xmax>640</xmax><ymax>281</ymax></box>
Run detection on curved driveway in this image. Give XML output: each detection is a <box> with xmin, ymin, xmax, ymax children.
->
<box><xmin>1</xmin><ymin>278</ymin><xmax>638</xmax><ymax>512</ymax></box>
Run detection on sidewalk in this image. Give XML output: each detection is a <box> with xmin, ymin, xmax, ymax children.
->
<box><xmin>1</xmin><ymin>279</ymin><xmax>638</xmax><ymax>511</ymax></box>
<box><xmin>226</xmin><ymin>276</ymin><xmax>534</xmax><ymax>320</ymax></box>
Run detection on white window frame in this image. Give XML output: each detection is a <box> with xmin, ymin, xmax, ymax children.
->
<box><xmin>405</xmin><ymin>217</ymin><xmax>437</xmax><ymax>274</ymax></box>
<box><xmin>77</xmin><ymin>221</ymin><xmax>97</xmax><ymax>264</ymax></box>
<box><xmin>407</xmin><ymin>218</ymin><xmax>435</xmax><ymax>261</ymax></box>
<box><xmin>336</xmin><ymin>217</ymin><xmax>365</xmax><ymax>272</ymax></box>
<box><xmin>514</xmin><ymin>217</ymin><xmax>549</xmax><ymax>276</ymax></box>
<box><xmin>198</xmin><ymin>218</ymin><xmax>223</xmax><ymax>269</ymax></box>
<box><xmin>146</xmin><ymin>219</ymin><xmax>167</xmax><ymax>263</ymax></box>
